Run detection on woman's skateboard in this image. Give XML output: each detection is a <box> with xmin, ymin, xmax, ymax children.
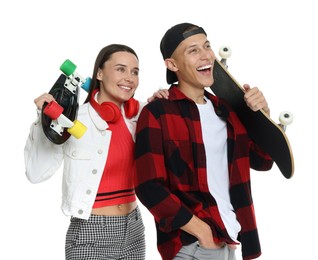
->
<box><xmin>41</xmin><ymin>59</ymin><xmax>91</xmax><ymax>144</ymax></box>
<box><xmin>210</xmin><ymin>46</ymin><xmax>294</xmax><ymax>179</ymax></box>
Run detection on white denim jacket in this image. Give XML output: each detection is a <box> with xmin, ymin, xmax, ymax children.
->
<box><xmin>24</xmin><ymin>102</ymin><xmax>142</xmax><ymax>220</ymax></box>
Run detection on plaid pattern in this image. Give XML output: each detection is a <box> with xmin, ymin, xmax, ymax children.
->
<box><xmin>65</xmin><ymin>207</ymin><xmax>145</xmax><ymax>260</ymax></box>
<box><xmin>134</xmin><ymin>86</ymin><xmax>273</xmax><ymax>260</ymax></box>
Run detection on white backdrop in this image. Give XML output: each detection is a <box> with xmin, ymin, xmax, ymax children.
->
<box><xmin>1</xmin><ymin>0</ymin><xmax>317</xmax><ymax>259</ymax></box>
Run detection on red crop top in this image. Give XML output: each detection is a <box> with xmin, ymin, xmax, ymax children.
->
<box><xmin>93</xmin><ymin>114</ymin><xmax>136</xmax><ymax>208</ymax></box>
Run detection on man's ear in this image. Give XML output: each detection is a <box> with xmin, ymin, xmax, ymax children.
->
<box><xmin>165</xmin><ymin>58</ymin><xmax>178</xmax><ymax>72</ymax></box>
<box><xmin>96</xmin><ymin>68</ymin><xmax>103</xmax><ymax>80</ymax></box>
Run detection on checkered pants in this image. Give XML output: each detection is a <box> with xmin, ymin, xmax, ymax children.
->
<box><xmin>65</xmin><ymin>207</ymin><xmax>145</xmax><ymax>260</ymax></box>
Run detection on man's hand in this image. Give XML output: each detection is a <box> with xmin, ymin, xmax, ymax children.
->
<box><xmin>180</xmin><ymin>215</ymin><xmax>223</xmax><ymax>249</ymax></box>
<box><xmin>243</xmin><ymin>84</ymin><xmax>270</xmax><ymax>115</ymax></box>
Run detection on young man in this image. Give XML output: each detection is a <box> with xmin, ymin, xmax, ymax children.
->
<box><xmin>134</xmin><ymin>23</ymin><xmax>273</xmax><ymax>260</ymax></box>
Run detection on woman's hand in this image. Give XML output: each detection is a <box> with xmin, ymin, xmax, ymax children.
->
<box><xmin>147</xmin><ymin>89</ymin><xmax>169</xmax><ymax>102</ymax></box>
<box><xmin>34</xmin><ymin>93</ymin><xmax>55</xmax><ymax>110</ymax></box>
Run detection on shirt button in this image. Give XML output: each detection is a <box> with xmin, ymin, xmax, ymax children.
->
<box><xmin>101</xmin><ymin>131</ymin><xmax>106</xmax><ymax>136</ymax></box>
<box><xmin>86</xmin><ymin>190</ymin><xmax>92</xmax><ymax>195</ymax></box>
<box><xmin>78</xmin><ymin>209</ymin><xmax>83</xmax><ymax>215</ymax></box>
<box><xmin>72</xmin><ymin>151</ymin><xmax>78</xmax><ymax>157</ymax></box>
<box><xmin>216</xmin><ymin>110</ymin><xmax>222</xmax><ymax>116</ymax></box>
<box><xmin>97</xmin><ymin>149</ymin><xmax>103</xmax><ymax>154</ymax></box>
<box><xmin>92</xmin><ymin>169</ymin><xmax>97</xmax><ymax>175</ymax></box>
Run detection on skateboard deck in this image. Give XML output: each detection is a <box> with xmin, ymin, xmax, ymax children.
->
<box><xmin>210</xmin><ymin>58</ymin><xmax>294</xmax><ymax>179</ymax></box>
<box><xmin>41</xmin><ymin>60</ymin><xmax>90</xmax><ymax>144</ymax></box>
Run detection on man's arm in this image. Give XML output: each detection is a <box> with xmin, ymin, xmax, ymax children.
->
<box><xmin>134</xmin><ymin>105</ymin><xmax>193</xmax><ymax>232</ymax></box>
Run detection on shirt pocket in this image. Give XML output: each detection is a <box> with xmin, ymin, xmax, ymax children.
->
<box><xmin>65</xmin><ymin>147</ymin><xmax>92</xmax><ymax>160</ymax></box>
<box><xmin>64</xmin><ymin>145</ymin><xmax>93</xmax><ymax>183</ymax></box>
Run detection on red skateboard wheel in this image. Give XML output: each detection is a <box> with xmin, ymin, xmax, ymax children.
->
<box><xmin>43</xmin><ymin>101</ymin><xmax>64</xmax><ymax>120</ymax></box>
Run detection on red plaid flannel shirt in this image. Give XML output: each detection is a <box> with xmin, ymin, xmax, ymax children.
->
<box><xmin>135</xmin><ymin>85</ymin><xmax>273</xmax><ymax>260</ymax></box>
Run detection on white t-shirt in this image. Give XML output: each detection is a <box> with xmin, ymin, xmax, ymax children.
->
<box><xmin>196</xmin><ymin>99</ymin><xmax>241</xmax><ymax>241</ymax></box>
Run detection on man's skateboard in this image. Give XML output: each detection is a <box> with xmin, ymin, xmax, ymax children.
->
<box><xmin>210</xmin><ymin>47</ymin><xmax>294</xmax><ymax>179</ymax></box>
<box><xmin>41</xmin><ymin>59</ymin><xmax>91</xmax><ymax>144</ymax></box>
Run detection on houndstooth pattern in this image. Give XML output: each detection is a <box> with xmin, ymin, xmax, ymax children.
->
<box><xmin>65</xmin><ymin>207</ymin><xmax>145</xmax><ymax>260</ymax></box>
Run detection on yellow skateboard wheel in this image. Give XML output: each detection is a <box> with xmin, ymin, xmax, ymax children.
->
<box><xmin>67</xmin><ymin>120</ymin><xmax>87</xmax><ymax>139</ymax></box>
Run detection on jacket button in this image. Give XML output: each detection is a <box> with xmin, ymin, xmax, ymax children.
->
<box><xmin>78</xmin><ymin>209</ymin><xmax>83</xmax><ymax>215</ymax></box>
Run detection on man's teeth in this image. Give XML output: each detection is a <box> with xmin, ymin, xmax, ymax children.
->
<box><xmin>197</xmin><ymin>65</ymin><xmax>212</xmax><ymax>71</ymax></box>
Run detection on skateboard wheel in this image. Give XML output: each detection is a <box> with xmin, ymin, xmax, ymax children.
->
<box><xmin>279</xmin><ymin>111</ymin><xmax>293</xmax><ymax>126</ymax></box>
<box><xmin>67</xmin><ymin>120</ymin><xmax>87</xmax><ymax>139</ymax></box>
<box><xmin>219</xmin><ymin>45</ymin><xmax>232</xmax><ymax>59</ymax></box>
<box><xmin>43</xmin><ymin>101</ymin><xmax>64</xmax><ymax>120</ymax></box>
<box><xmin>60</xmin><ymin>59</ymin><xmax>77</xmax><ymax>76</ymax></box>
<box><xmin>81</xmin><ymin>77</ymin><xmax>91</xmax><ymax>92</ymax></box>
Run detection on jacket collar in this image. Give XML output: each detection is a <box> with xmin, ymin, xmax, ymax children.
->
<box><xmin>87</xmin><ymin>102</ymin><xmax>109</xmax><ymax>130</ymax></box>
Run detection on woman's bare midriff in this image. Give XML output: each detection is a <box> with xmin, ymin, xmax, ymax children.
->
<box><xmin>91</xmin><ymin>201</ymin><xmax>137</xmax><ymax>216</ymax></box>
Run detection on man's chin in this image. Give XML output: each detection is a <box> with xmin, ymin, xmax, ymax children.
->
<box><xmin>203</xmin><ymin>79</ymin><xmax>214</xmax><ymax>89</ymax></box>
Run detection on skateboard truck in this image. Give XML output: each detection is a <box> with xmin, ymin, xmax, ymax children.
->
<box><xmin>60</xmin><ymin>59</ymin><xmax>91</xmax><ymax>93</ymax></box>
<box><xmin>44</xmin><ymin>101</ymin><xmax>87</xmax><ymax>139</ymax></box>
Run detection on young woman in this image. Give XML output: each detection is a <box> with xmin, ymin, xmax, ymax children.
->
<box><xmin>24</xmin><ymin>44</ymin><xmax>167</xmax><ymax>260</ymax></box>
